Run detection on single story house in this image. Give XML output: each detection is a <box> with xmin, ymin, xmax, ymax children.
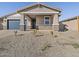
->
<box><xmin>0</xmin><ymin>3</ymin><xmax>61</xmax><ymax>31</ymax></box>
<box><xmin>60</xmin><ymin>16</ymin><xmax>79</xmax><ymax>31</ymax></box>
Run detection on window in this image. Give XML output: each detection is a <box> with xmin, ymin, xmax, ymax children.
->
<box><xmin>44</xmin><ymin>16</ymin><xmax>50</xmax><ymax>25</ymax></box>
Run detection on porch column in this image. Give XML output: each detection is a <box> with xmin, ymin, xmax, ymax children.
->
<box><xmin>36</xmin><ymin>15</ymin><xmax>39</xmax><ymax>28</ymax></box>
<box><xmin>3</xmin><ymin>17</ymin><xmax>7</xmax><ymax>30</ymax></box>
<box><xmin>25</xmin><ymin>15</ymin><xmax>31</xmax><ymax>30</ymax></box>
<box><xmin>52</xmin><ymin>13</ymin><xmax>59</xmax><ymax>31</ymax></box>
<box><xmin>20</xmin><ymin>14</ymin><xmax>25</xmax><ymax>31</ymax></box>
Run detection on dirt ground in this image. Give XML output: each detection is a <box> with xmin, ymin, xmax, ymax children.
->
<box><xmin>0</xmin><ymin>30</ymin><xmax>79</xmax><ymax>57</ymax></box>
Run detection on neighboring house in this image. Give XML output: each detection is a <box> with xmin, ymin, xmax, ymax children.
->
<box><xmin>0</xmin><ymin>3</ymin><xmax>61</xmax><ymax>31</ymax></box>
<box><xmin>60</xmin><ymin>16</ymin><xmax>79</xmax><ymax>31</ymax></box>
<box><xmin>0</xmin><ymin>18</ymin><xmax>3</xmax><ymax>30</ymax></box>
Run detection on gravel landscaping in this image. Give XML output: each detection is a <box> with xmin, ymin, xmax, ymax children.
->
<box><xmin>0</xmin><ymin>30</ymin><xmax>79</xmax><ymax>57</ymax></box>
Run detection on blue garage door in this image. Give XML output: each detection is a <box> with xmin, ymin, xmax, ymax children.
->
<box><xmin>7</xmin><ymin>20</ymin><xmax>20</xmax><ymax>30</ymax></box>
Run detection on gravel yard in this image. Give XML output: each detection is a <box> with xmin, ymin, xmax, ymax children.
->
<box><xmin>0</xmin><ymin>30</ymin><xmax>79</xmax><ymax>57</ymax></box>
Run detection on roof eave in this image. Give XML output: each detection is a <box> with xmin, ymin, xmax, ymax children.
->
<box><xmin>60</xmin><ymin>16</ymin><xmax>77</xmax><ymax>22</ymax></box>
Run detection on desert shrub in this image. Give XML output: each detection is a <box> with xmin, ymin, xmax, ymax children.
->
<box><xmin>17</xmin><ymin>34</ymin><xmax>24</xmax><ymax>36</ymax></box>
<box><xmin>69</xmin><ymin>36</ymin><xmax>74</xmax><ymax>39</ymax></box>
<box><xmin>54</xmin><ymin>35</ymin><xmax>58</xmax><ymax>38</ymax></box>
<box><xmin>0</xmin><ymin>48</ymin><xmax>8</xmax><ymax>51</ymax></box>
<box><xmin>72</xmin><ymin>43</ymin><xmax>79</xmax><ymax>49</ymax></box>
<box><xmin>64</xmin><ymin>29</ymin><xmax>68</xmax><ymax>32</ymax></box>
<box><xmin>35</xmin><ymin>34</ymin><xmax>44</xmax><ymax>37</ymax></box>
<box><xmin>50</xmin><ymin>31</ymin><xmax>53</xmax><ymax>35</ymax></box>
<box><xmin>33</xmin><ymin>29</ymin><xmax>37</xmax><ymax>35</ymax></box>
<box><xmin>14</xmin><ymin>30</ymin><xmax>18</xmax><ymax>36</ymax></box>
<box><xmin>41</xmin><ymin>43</ymin><xmax>52</xmax><ymax>51</ymax></box>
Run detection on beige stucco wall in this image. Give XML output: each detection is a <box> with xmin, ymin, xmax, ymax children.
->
<box><xmin>36</xmin><ymin>15</ymin><xmax>53</xmax><ymax>30</ymax></box>
<box><xmin>7</xmin><ymin>14</ymin><xmax>21</xmax><ymax>19</ymax></box>
<box><xmin>62</xmin><ymin>19</ymin><xmax>78</xmax><ymax>31</ymax></box>
<box><xmin>3</xmin><ymin>13</ymin><xmax>59</xmax><ymax>30</ymax></box>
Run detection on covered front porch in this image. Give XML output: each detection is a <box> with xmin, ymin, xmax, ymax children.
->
<box><xmin>20</xmin><ymin>12</ymin><xmax>59</xmax><ymax>31</ymax></box>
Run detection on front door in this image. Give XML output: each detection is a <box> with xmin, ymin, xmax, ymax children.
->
<box><xmin>31</xmin><ymin>19</ymin><xmax>36</xmax><ymax>29</ymax></box>
<box><xmin>24</xmin><ymin>20</ymin><xmax>27</xmax><ymax>31</ymax></box>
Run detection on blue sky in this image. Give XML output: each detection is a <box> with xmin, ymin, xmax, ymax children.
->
<box><xmin>0</xmin><ymin>2</ymin><xmax>79</xmax><ymax>21</ymax></box>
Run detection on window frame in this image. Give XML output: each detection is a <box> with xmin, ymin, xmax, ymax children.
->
<box><xmin>44</xmin><ymin>16</ymin><xmax>50</xmax><ymax>25</ymax></box>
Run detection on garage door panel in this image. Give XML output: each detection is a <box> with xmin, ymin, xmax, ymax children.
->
<box><xmin>7</xmin><ymin>19</ymin><xmax>20</xmax><ymax>30</ymax></box>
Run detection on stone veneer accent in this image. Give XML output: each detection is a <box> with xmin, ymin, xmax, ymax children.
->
<box><xmin>52</xmin><ymin>25</ymin><xmax>59</xmax><ymax>31</ymax></box>
<box><xmin>20</xmin><ymin>14</ymin><xmax>25</xmax><ymax>31</ymax></box>
<box><xmin>3</xmin><ymin>18</ymin><xmax>7</xmax><ymax>30</ymax></box>
<box><xmin>52</xmin><ymin>14</ymin><xmax>59</xmax><ymax>31</ymax></box>
<box><xmin>38</xmin><ymin>26</ymin><xmax>52</xmax><ymax>30</ymax></box>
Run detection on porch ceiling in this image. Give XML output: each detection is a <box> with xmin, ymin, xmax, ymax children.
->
<box><xmin>25</xmin><ymin>13</ymin><xmax>54</xmax><ymax>19</ymax></box>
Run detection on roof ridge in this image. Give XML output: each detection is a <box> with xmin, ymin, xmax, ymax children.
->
<box><xmin>17</xmin><ymin>3</ymin><xmax>62</xmax><ymax>12</ymax></box>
